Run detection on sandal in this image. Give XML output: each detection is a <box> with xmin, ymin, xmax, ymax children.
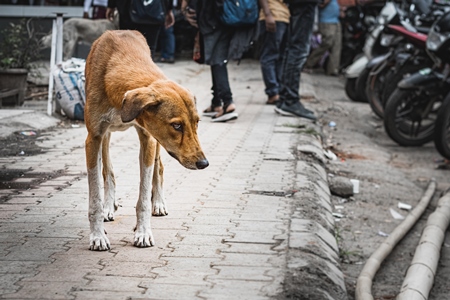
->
<box><xmin>202</xmin><ymin>105</ymin><xmax>222</xmax><ymax>117</ymax></box>
<box><xmin>211</xmin><ymin>102</ymin><xmax>238</xmax><ymax>123</ymax></box>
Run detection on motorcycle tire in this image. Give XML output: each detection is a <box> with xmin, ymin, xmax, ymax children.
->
<box><xmin>384</xmin><ymin>88</ymin><xmax>440</xmax><ymax>147</ymax></box>
<box><xmin>366</xmin><ymin>67</ymin><xmax>390</xmax><ymax>119</ymax></box>
<box><xmin>345</xmin><ymin>78</ymin><xmax>359</xmax><ymax>102</ymax></box>
<box><xmin>434</xmin><ymin>93</ymin><xmax>450</xmax><ymax>160</ymax></box>
<box><xmin>382</xmin><ymin>61</ymin><xmax>431</xmax><ymax>107</ymax></box>
<box><xmin>355</xmin><ymin>67</ymin><xmax>370</xmax><ymax>103</ymax></box>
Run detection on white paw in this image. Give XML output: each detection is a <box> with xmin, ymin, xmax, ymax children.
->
<box><xmin>152</xmin><ymin>201</ymin><xmax>168</xmax><ymax>216</ymax></box>
<box><xmin>103</xmin><ymin>211</ymin><xmax>115</xmax><ymax>222</ymax></box>
<box><xmin>103</xmin><ymin>201</ymin><xmax>119</xmax><ymax>221</ymax></box>
<box><xmin>89</xmin><ymin>231</ymin><xmax>110</xmax><ymax>251</ymax></box>
<box><xmin>134</xmin><ymin>229</ymin><xmax>155</xmax><ymax>247</ymax></box>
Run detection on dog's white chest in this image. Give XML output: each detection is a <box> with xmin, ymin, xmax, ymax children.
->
<box><xmin>103</xmin><ymin>108</ymin><xmax>136</xmax><ymax>132</ymax></box>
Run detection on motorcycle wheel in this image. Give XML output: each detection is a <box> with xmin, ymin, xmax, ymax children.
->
<box><xmin>382</xmin><ymin>61</ymin><xmax>431</xmax><ymax>107</ymax></box>
<box><xmin>384</xmin><ymin>88</ymin><xmax>441</xmax><ymax>147</ymax></box>
<box><xmin>345</xmin><ymin>78</ymin><xmax>359</xmax><ymax>102</ymax></box>
<box><xmin>355</xmin><ymin>67</ymin><xmax>370</xmax><ymax>103</ymax></box>
<box><xmin>434</xmin><ymin>93</ymin><xmax>450</xmax><ymax>160</ymax></box>
<box><xmin>366</xmin><ymin>67</ymin><xmax>390</xmax><ymax>119</ymax></box>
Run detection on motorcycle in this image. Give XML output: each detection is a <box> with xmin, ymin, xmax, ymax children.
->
<box><xmin>365</xmin><ymin>23</ymin><xmax>432</xmax><ymax>118</ymax></box>
<box><xmin>344</xmin><ymin>0</ymin><xmax>398</xmax><ymax>102</ymax></box>
<box><xmin>364</xmin><ymin>3</ymin><xmax>446</xmax><ymax>118</ymax></box>
<box><xmin>340</xmin><ymin>4</ymin><xmax>381</xmax><ymax>71</ymax></box>
<box><xmin>344</xmin><ymin>0</ymin><xmax>434</xmax><ymax>103</ymax></box>
<box><xmin>432</xmin><ymin>11</ymin><xmax>450</xmax><ymax>159</ymax></box>
<box><xmin>383</xmin><ymin>9</ymin><xmax>450</xmax><ymax>147</ymax></box>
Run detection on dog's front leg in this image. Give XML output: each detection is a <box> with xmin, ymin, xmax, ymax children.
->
<box><xmin>102</xmin><ymin>132</ymin><xmax>118</xmax><ymax>221</ymax></box>
<box><xmin>152</xmin><ymin>143</ymin><xmax>168</xmax><ymax>216</ymax></box>
<box><xmin>134</xmin><ymin>129</ymin><xmax>157</xmax><ymax>247</ymax></box>
<box><xmin>86</xmin><ymin>133</ymin><xmax>110</xmax><ymax>251</ymax></box>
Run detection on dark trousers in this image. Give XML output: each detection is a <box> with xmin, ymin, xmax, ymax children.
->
<box><xmin>279</xmin><ymin>3</ymin><xmax>317</xmax><ymax>105</ymax></box>
<box><xmin>210</xmin><ymin>64</ymin><xmax>232</xmax><ymax>107</ymax></box>
<box><xmin>203</xmin><ymin>27</ymin><xmax>234</xmax><ymax>107</ymax></box>
<box><xmin>259</xmin><ymin>20</ymin><xmax>288</xmax><ymax>98</ymax></box>
<box><xmin>120</xmin><ymin>14</ymin><xmax>162</xmax><ymax>55</ymax></box>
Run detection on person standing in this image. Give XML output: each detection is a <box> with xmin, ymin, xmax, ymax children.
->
<box><xmin>106</xmin><ymin>0</ymin><xmax>174</xmax><ymax>54</ymax></box>
<box><xmin>305</xmin><ymin>0</ymin><xmax>342</xmax><ymax>75</ymax></box>
<box><xmin>274</xmin><ymin>0</ymin><xmax>320</xmax><ymax>120</ymax></box>
<box><xmin>181</xmin><ymin>0</ymin><xmax>270</xmax><ymax>122</ymax></box>
<box><xmin>157</xmin><ymin>0</ymin><xmax>177</xmax><ymax>63</ymax></box>
<box><xmin>258</xmin><ymin>0</ymin><xmax>290</xmax><ymax>105</ymax></box>
<box><xmin>83</xmin><ymin>0</ymin><xmax>108</xmax><ymax>19</ymax></box>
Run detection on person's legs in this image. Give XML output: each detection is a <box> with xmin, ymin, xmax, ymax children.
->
<box><xmin>259</xmin><ymin>21</ymin><xmax>288</xmax><ymax>103</ymax></box>
<box><xmin>159</xmin><ymin>25</ymin><xmax>175</xmax><ymax>62</ymax></box>
<box><xmin>326</xmin><ymin>22</ymin><xmax>342</xmax><ymax>75</ymax></box>
<box><xmin>202</xmin><ymin>27</ymin><xmax>237</xmax><ymax>121</ymax></box>
<box><xmin>279</xmin><ymin>3</ymin><xmax>316</xmax><ymax>105</ymax></box>
<box><xmin>120</xmin><ymin>16</ymin><xmax>162</xmax><ymax>56</ymax></box>
<box><xmin>305</xmin><ymin>23</ymin><xmax>334</xmax><ymax>70</ymax></box>
<box><xmin>276</xmin><ymin>3</ymin><xmax>317</xmax><ymax>120</ymax></box>
<box><xmin>133</xmin><ymin>24</ymin><xmax>162</xmax><ymax>56</ymax></box>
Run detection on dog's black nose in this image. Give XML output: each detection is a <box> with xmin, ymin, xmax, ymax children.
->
<box><xmin>196</xmin><ymin>159</ymin><xmax>209</xmax><ymax>169</ymax></box>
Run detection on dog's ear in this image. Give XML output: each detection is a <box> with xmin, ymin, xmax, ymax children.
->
<box><xmin>121</xmin><ymin>87</ymin><xmax>159</xmax><ymax>123</ymax></box>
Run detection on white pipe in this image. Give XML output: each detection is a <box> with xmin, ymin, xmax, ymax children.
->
<box><xmin>55</xmin><ymin>13</ymin><xmax>63</xmax><ymax>65</ymax></box>
<box><xmin>397</xmin><ymin>191</ymin><xmax>450</xmax><ymax>300</ymax></box>
<box><xmin>355</xmin><ymin>179</ymin><xmax>436</xmax><ymax>300</ymax></box>
<box><xmin>46</xmin><ymin>19</ymin><xmax>57</xmax><ymax>116</ymax></box>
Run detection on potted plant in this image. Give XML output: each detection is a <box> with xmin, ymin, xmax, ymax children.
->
<box><xmin>0</xmin><ymin>18</ymin><xmax>41</xmax><ymax>107</ymax></box>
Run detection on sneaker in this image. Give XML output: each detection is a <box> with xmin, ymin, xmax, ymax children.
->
<box><xmin>274</xmin><ymin>101</ymin><xmax>317</xmax><ymax>120</ymax></box>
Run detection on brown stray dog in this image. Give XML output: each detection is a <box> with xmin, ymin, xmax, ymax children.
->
<box><xmin>84</xmin><ymin>30</ymin><xmax>208</xmax><ymax>251</ymax></box>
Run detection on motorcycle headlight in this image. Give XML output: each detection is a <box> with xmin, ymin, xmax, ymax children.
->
<box><xmin>427</xmin><ymin>30</ymin><xmax>447</xmax><ymax>51</ymax></box>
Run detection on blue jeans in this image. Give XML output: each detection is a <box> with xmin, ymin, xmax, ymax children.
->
<box><xmin>259</xmin><ymin>21</ymin><xmax>288</xmax><ymax>98</ymax></box>
<box><xmin>279</xmin><ymin>3</ymin><xmax>317</xmax><ymax>105</ymax></box>
<box><xmin>159</xmin><ymin>25</ymin><xmax>175</xmax><ymax>59</ymax></box>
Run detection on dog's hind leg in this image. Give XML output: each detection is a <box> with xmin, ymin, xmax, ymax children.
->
<box><xmin>152</xmin><ymin>143</ymin><xmax>168</xmax><ymax>216</ymax></box>
<box><xmin>86</xmin><ymin>132</ymin><xmax>110</xmax><ymax>251</ymax></box>
<box><xmin>102</xmin><ymin>132</ymin><xmax>118</xmax><ymax>221</ymax></box>
<box><xmin>134</xmin><ymin>128</ymin><xmax>157</xmax><ymax>247</ymax></box>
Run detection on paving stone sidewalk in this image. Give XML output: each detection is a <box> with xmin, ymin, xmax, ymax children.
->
<box><xmin>0</xmin><ymin>60</ymin><xmax>347</xmax><ymax>299</ymax></box>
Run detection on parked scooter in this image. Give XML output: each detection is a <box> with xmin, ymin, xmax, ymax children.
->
<box><xmin>344</xmin><ymin>0</ymin><xmax>398</xmax><ymax>102</ymax></box>
<box><xmin>340</xmin><ymin>4</ymin><xmax>381</xmax><ymax>70</ymax></box>
<box><xmin>364</xmin><ymin>4</ymin><xmax>445</xmax><ymax>118</ymax></box>
<box><xmin>365</xmin><ymin>23</ymin><xmax>432</xmax><ymax>118</ymax></box>
<box><xmin>383</xmin><ymin>10</ymin><xmax>450</xmax><ymax>147</ymax></box>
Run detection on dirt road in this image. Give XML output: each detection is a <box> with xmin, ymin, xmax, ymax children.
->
<box><xmin>303</xmin><ymin>72</ymin><xmax>450</xmax><ymax>299</ymax></box>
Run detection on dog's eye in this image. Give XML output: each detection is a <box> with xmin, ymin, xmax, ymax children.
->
<box><xmin>172</xmin><ymin>123</ymin><xmax>182</xmax><ymax>132</ymax></box>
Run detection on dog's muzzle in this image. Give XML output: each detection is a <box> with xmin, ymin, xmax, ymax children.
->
<box><xmin>196</xmin><ymin>159</ymin><xmax>209</xmax><ymax>170</ymax></box>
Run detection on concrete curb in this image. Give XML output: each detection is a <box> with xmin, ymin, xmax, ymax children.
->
<box><xmin>281</xmin><ymin>119</ymin><xmax>348</xmax><ymax>299</ymax></box>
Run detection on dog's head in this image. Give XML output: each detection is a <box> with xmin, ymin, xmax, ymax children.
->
<box><xmin>121</xmin><ymin>80</ymin><xmax>208</xmax><ymax>170</ymax></box>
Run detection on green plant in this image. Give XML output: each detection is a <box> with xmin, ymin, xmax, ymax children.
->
<box><xmin>0</xmin><ymin>19</ymin><xmax>41</xmax><ymax>70</ymax></box>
